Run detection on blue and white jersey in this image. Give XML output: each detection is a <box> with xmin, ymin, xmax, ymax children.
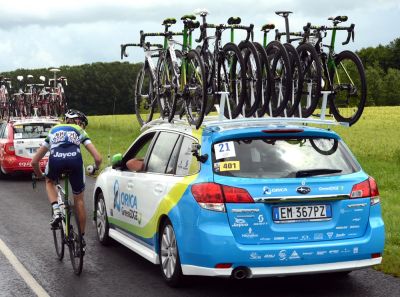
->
<box><xmin>42</xmin><ymin>123</ymin><xmax>91</xmax><ymax>150</ymax></box>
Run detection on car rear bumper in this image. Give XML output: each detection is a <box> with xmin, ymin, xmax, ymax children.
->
<box><xmin>181</xmin><ymin>257</ymin><xmax>382</xmax><ymax>277</ymax></box>
<box><xmin>1</xmin><ymin>156</ymin><xmax>47</xmax><ymax>173</ymax></box>
<box><xmin>175</xmin><ymin>207</ymin><xmax>385</xmax><ymax>276</ymax></box>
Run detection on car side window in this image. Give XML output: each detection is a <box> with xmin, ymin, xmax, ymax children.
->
<box><xmin>147</xmin><ymin>132</ymin><xmax>180</xmax><ymax>174</ymax></box>
<box><xmin>176</xmin><ymin>136</ymin><xmax>200</xmax><ymax>176</ymax></box>
<box><xmin>122</xmin><ymin>132</ymin><xmax>156</xmax><ymax>172</ymax></box>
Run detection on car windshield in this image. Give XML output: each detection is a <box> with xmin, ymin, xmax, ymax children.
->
<box><xmin>13</xmin><ymin>123</ymin><xmax>53</xmax><ymax>139</ymax></box>
<box><xmin>212</xmin><ymin>137</ymin><xmax>360</xmax><ymax>178</ymax></box>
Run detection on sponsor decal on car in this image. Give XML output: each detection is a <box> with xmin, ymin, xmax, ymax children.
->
<box><xmin>113</xmin><ymin>180</ymin><xmax>142</xmax><ymax>225</ymax></box>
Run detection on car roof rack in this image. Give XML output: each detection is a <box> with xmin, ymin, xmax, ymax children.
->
<box><xmin>140</xmin><ymin>91</ymin><xmax>350</xmax><ymax>131</ymax></box>
<box><xmin>7</xmin><ymin>116</ymin><xmax>60</xmax><ymax>123</ymax></box>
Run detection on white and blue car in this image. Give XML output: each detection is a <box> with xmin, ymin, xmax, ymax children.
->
<box><xmin>92</xmin><ymin>118</ymin><xmax>384</xmax><ymax>286</ymax></box>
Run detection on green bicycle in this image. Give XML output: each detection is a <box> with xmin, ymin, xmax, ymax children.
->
<box><xmin>304</xmin><ymin>16</ymin><xmax>366</xmax><ymax>125</ymax></box>
<box><xmin>33</xmin><ymin>172</ymin><xmax>86</xmax><ymax>275</ymax></box>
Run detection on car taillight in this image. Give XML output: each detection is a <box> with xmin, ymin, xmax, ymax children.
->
<box><xmin>350</xmin><ymin>177</ymin><xmax>380</xmax><ymax>205</ymax></box>
<box><xmin>191</xmin><ymin>183</ymin><xmax>254</xmax><ymax>212</ymax></box>
<box><xmin>4</xmin><ymin>143</ymin><xmax>15</xmax><ymax>155</ymax></box>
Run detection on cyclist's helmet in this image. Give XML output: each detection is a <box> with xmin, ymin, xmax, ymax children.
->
<box><xmin>65</xmin><ymin>109</ymin><xmax>89</xmax><ymax>127</ymax></box>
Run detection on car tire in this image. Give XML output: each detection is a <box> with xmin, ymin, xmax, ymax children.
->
<box><xmin>95</xmin><ymin>192</ymin><xmax>111</xmax><ymax>245</ymax></box>
<box><xmin>0</xmin><ymin>165</ymin><xmax>8</xmax><ymax>179</ymax></box>
<box><xmin>159</xmin><ymin>219</ymin><xmax>184</xmax><ymax>287</ymax></box>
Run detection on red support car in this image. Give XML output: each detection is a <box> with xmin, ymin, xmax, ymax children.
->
<box><xmin>0</xmin><ymin>117</ymin><xmax>59</xmax><ymax>176</ymax></box>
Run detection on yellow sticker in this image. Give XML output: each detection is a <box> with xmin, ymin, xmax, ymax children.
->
<box><xmin>14</xmin><ymin>125</ymin><xmax>23</xmax><ymax>129</ymax></box>
<box><xmin>219</xmin><ymin>161</ymin><xmax>240</xmax><ymax>172</ymax></box>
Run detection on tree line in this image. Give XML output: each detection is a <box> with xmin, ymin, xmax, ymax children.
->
<box><xmin>1</xmin><ymin>37</ymin><xmax>399</xmax><ymax>116</ymax></box>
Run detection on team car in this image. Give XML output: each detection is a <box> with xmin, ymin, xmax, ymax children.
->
<box><xmin>0</xmin><ymin>117</ymin><xmax>59</xmax><ymax>176</ymax></box>
<box><xmin>92</xmin><ymin>117</ymin><xmax>385</xmax><ymax>286</ymax></box>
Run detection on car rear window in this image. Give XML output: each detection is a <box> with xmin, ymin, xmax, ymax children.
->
<box><xmin>212</xmin><ymin>137</ymin><xmax>360</xmax><ymax>178</ymax></box>
<box><xmin>13</xmin><ymin>123</ymin><xmax>54</xmax><ymax>139</ymax></box>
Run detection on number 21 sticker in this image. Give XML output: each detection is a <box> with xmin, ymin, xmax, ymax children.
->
<box><xmin>214</xmin><ymin>141</ymin><xmax>236</xmax><ymax>159</ymax></box>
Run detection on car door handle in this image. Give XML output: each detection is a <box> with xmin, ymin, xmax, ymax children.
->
<box><xmin>127</xmin><ymin>182</ymin><xmax>134</xmax><ymax>190</ymax></box>
<box><xmin>154</xmin><ymin>184</ymin><xmax>164</xmax><ymax>195</ymax></box>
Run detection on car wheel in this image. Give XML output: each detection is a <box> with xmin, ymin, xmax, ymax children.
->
<box><xmin>95</xmin><ymin>192</ymin><xmax>110</xmax><ymax>245</ymax></box>
<box><xmin>159</xmin><ymin>219</ymin><xmax>184</xmax><ymax>287</ymax></box>
<box><xmin>0</xmin><ymin>165</ymin><xmax>8</xmax><ymax>179</ymax></box>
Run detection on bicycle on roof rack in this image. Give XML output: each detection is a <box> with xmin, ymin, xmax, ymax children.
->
<box><xmin>0</xmin><ymin>76</ymin><xmax>12</xmax><ymax>120</ymax></box>
<box><xmin>48</xmin><ymin>68</ymin><xmax>68</xmax><ymax>117</ymax></box>
<box><xmin>260</xmin><ymin>21</ymin><xmax>293</xmax><ymax>117</ymax></box>
<box><xmin>159</xmin><ymin>16</ymin><xmax>207</xmax><ymax>128</ymax></box>
<box><xmin>195</xmin><ymin>9</ymin><xmax>247</xmax><ymax>119</ymax></box>
<box><xmin>303</xmin><ymin>16</ymin><xmax>366</xmax><ymax>125</ymax></box>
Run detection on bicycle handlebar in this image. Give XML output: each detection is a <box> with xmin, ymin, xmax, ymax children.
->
<box><xmin>306</xmin><ymin>23</ymin><xmax>355</xmax><ymax>45</ymax></box>
<box><xmin>32</xmin><ymin>173</ymin><xmax>45</xmax><ymax>189</ymax></box>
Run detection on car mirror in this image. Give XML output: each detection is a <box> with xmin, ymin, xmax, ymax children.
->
<box><xmin>191</xmin><ymin>143</ymin><xmax>208</xmax><ymax>163</ymax></box>
<box><xmin>111</xmin><ymin>153</ymin><xmax>123</xmax><ymax>168</ymax></box>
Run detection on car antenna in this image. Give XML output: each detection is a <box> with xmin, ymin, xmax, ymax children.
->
<box><xmin>108</xmin><ymin>96</ymin><xmax>117</xmax><ymax>166</ymax></box>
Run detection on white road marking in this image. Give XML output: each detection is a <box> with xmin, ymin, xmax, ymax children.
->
<box><xmin>0</xmin><ymin>238</ymin><xmax>50</xmax><ymax>297</ymax></box>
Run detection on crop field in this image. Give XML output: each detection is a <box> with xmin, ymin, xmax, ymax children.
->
<box><xmin>84</xmin><ymin>106</ymin><xmax>400</xmax><ymax>277</ymax></box>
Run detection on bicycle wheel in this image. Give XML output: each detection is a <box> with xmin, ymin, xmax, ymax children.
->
<box><xmin>157</xmin><ymin>52</ymin><xmax>177</xmax><ymax>121</ymax></box>
<box><xmin>296</xmin><ymin>42</ymin><xmax>322</xmax><ymax>118</ymax></box>
<box><xmin>184</xmin><ymin>49</ymin><xmax>207</xmax><ymax>129</ymax></box>
<box><xmin>218</xmin><ymin>42</ymin><xmax>246</xmax><ymax>119</ymax></box>
<box><xmin>265</xmin><ymin>40</ymin><xmax>292</xmax><ymax>116</ymax></box>
<box><xmin>253</xmin><ymin>42</ymin><xmax>273</xmax><ymax>117</ymax></box>
<box><xmin>329</xmin><ymin>50</ymin><xmax>366</xmax><ymax>126</ymax></box>
<box><xmin>199</xmin><ymin>48</ymin><xmax>216</xmax><ymax>116</ymax></box>
<box><xmin>169</xmin><ymin>50</ymin><xmax>187</xmax><ymax>123</ymax></box>
<box><xmin>283</xmin><ymin>43</ymin><xmax>303</xmax><ymax>117</ymax></box>
<box><xmin>67</xmin><ymin>207</ymin><xmax>84</xmax><ymax>275</ymax></box>
<box><xmin>238</xmin><ymin>41</ymin><xmax>262</xmax><ymax>117</ymax></box>
<box><xmin>52</xmin><ymin>219</ymin><xmax>65</xmax><ymax>260</ymax></box>
<box><xmin>135</xmin><ymin>63</ymin><xmax>156</xmax><ymax>126</ymax></box>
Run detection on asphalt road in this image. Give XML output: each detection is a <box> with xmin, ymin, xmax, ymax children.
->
<box><xmin>0</xmin><ymin>175</ymin><xmax>399</xmax><ymax>297</ymax></box>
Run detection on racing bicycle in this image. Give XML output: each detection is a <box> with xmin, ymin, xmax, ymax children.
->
<box><xmin>305</xmin><ymin>16</ymin><xmax>366</xmax><ymax>125</ymax></box>
<box><xmin>32</xmin><ymin>169</ymin><xmax>94</xmax><ymax>275</ymax></box>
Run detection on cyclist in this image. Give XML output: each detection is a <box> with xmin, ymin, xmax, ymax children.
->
<box><xmin>31</xmin><ymin>109</ymin><xmax>102</xmax><ymax>251</ymax></box>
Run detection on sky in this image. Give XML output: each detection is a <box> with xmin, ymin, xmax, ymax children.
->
<box><xmin>0</xmin><ymin>0</ymin><xmax>399</xmax><ymax>72</ymax></box>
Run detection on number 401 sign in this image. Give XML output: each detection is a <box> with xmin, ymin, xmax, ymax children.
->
<box><xmin>214</xmin><ymin>141</ymin><xmax>236</xmax><ymax>160</ymax></box>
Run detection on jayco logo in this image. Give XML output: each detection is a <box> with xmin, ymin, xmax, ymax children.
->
<box><xmin>54</xmin><ymin>151</ymin><xmax>77</xmax><ymax>158</ymax></box>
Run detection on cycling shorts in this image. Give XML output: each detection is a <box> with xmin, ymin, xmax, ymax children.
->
<box><xmin>45</xmin><ymin>145</ymin><xmax>85</xmax><ymax>195</ymax></box>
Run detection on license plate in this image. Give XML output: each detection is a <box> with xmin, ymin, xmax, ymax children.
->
<box><xmin>273</xmin><ymin>204</ymin><xmax>332</xmax><ymax>222</ymax></box>
<box><xmin>27</xmin><ymin>147</ymin><xmax>38</xmax><ymax>154</ymax></box>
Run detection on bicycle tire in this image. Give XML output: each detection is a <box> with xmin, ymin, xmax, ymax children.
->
<box><xmin>218</xmin><ymin>42</ymin><xmax>246</xmax><ymax>119</ymax></box>
<box><xmin>52</xmin><ymin>217</ymin><xmax>65</xmax><ymax>260</ymax></box>
<box><xmin>169</xmin><ymin>50</ymin><xmax>187</xmax><ymax>123</ymax></box>
<box><xmin>253</xmin><ymin>42</ymin><xmax>273</xmax><ymax>117</ymax></box>
<box><xmin>328</xmin><ymin>50</ymin><xmax>366</xmax><ymax>126</ymax></box>
<box><xmin>238</xmin><ymin>41</ymin><xmax>263</xmax><ymax>117</ymax></box>
<box><xmin>296</xmin><ymin>42</ymin><xmax>322</xmax><ymax>118</ymax></box>
<box><xmin>67</xmin><ymin>206</ymin><xmax>84</xmax><ymax>275</ymax></box>
<box><xmin>157</xmin><ymin>52</ymin><xmax>177</xmax><ymax>121</ymax></box>
<box><xmin>265</xmin><ymin>40</ymin><xmax>292</xmax><ymax>116</ymax></box>
<box><xmin>283</xmin><ymin>43</ymin><xmax>304</xmax><ymax>117</ymax></box>
<box><xmin>184</xmin><ymin>49</ymin><xmax>207</xmax><ymax>129</ymax></box>
<box><xmin>134</xmin><ymin>63</ymin><xmax>156</xmax><ymax>126</ymax></box>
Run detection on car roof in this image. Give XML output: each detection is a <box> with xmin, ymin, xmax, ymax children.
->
<box><xmin>8</xmin><ymin>117</ymin><xmax>60</xmax><ymax>126</ymax></box>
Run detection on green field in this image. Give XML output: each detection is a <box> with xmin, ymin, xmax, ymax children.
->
<box><xmin>83</xmin><ymin>106</ymin><xmax>400</xmax><ymax>277</ymax></box>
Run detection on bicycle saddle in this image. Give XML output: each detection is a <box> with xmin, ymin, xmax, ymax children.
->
<box><xmin>194</xmin><ymin>8</ymin><xmax>209</xmax><ymax>17</ymax></box>
<box><xmin>186</xmin><ymin>20</ymin><xmax>200</xmax><ymax>30</ymax></box>
<box><xmin>275</xmin><ymin>11</ymin><xmax>292</xmax><ymax>17</ymax></box>
<box><xmin>181</xmin><ymin>14</ymin><xmax>196</xmax><ymax>21</ymax></box>
<box><xmin>162</xmin><ymin>18</ymin><xmax>176</xmax><ymax>26</ymax></box>
<box><xmin>261</xmin><ymin>23</ymin><xmax>275</xmax><ymax>32</ymax></box>
<box><xmin>328</xmin><ymin>16</ymin><xmax>348</xmax><ymax>23</ymax></box>
<box><xmin>227</xmin><ymin>17</ymin><xmax>241</xmax><ymax>25</ymax></box>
